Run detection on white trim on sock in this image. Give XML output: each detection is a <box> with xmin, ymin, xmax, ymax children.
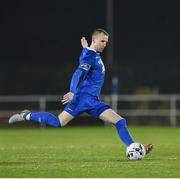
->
<box><xmin>26</xmin><ymin>113</ymin><xmax>31</xmax><ymax>120</ymax></box>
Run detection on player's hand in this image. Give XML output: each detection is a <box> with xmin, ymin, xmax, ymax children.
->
<box><xmin>81</xmin><ymin>37</ymin><xmax>88</xmax><ymax>48</ymax></box>
<box><xmin>61</xmin><ymin>92</ymin><xmax>74</xmax><ymax>105</ymax></box>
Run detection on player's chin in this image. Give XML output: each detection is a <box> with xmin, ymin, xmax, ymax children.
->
<box><xmin>98</xmin><ymin>48</ymin><xmax>104</xmax><ymax>52</ymax></box>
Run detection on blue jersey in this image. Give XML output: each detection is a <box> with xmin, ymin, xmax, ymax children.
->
<box><xmin>75</xmin><ymin>48</ymin><xmax>105</xmax><ymax>97</ymax></box>
<box><xmin>65</xmin><ymin>48</ymin><xmax>110</xmax><ymax>118</ymax></box>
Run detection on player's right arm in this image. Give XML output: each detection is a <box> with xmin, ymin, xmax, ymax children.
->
<box><xmin>61</xmin><ymin>66</ymin><xmax>89</xmax><ymax>105</ymax></box>
<box><xmin>61</xmin><ymin>92</ymin><xmax>74</xmax><ymax>105</ymax></box>
<box><xmin>70</xmin><ymin>58</ymin><xmax>91</xmax><ymax>94</ymax></box>
<box><xmin>61</xmin><ymin>39</ymin><xmax>94</xmax><ymax>105</ymax></box>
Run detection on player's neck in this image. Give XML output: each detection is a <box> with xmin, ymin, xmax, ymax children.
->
<box><xmin>89</xmin><ymin>44</ymin><xmax>97</xmax><ymax>52</ymax></box>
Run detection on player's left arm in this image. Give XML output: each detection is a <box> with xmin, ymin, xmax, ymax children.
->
<box><xmin>81</xmin><ymin>37</ymin><xmax>89</xmax><ymax>48</ymax></box>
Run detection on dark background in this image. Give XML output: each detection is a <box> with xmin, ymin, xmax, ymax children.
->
<box><xmin>0</xmin><ymin>0</ymin><xmax>180</xmax><ymax>95</ymax></box>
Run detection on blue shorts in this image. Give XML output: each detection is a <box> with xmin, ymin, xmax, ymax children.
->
<box><xmin>64</xmin><ymin>93</ymin><xmax>110</xmax><ymax>119</ymax></box>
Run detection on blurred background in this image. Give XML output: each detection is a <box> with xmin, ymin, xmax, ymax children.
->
<box><xmin>0</xmin><ymin>0</ymin><xmax>180</xmax><ymax>127</ymax></box>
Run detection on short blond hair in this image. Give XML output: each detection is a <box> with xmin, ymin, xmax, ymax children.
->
<box><xmin>92</xmin><ymin>28</ymin><xmax>109</xmax><ymax>40</ymax></box>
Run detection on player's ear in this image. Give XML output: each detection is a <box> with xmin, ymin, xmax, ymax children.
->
<box><xmin>92</xmin><ymin>38</ymin><xmax>97</xmax><ymax>43</ymax></box>
<box><xmin>92</xmin><ymin>35</ymin><xmax>97</xmax><ymax>43</ymax></box>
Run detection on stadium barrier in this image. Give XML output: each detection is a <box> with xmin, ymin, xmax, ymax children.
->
<box><xmin>0</xmin><ymin>94</ymin><xmax>179</xmax><ymax>126</ymax></box>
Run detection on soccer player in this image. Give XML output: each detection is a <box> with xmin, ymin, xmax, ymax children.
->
<box><xmin>9</xmin><ymin>28</ymin><xmax>153</xmax><ymax>154</ymax></box>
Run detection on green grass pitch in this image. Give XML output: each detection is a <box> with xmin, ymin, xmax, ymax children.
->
<box><xmin>0</xmin><ymin>126</ymin><xmax>180</xmax><ymax>178</ymax></box>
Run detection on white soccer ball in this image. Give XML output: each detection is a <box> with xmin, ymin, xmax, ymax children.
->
<box><xmin>126</xmin><ymin>142</ymin><xmax>146</xmax><ymax>160</ymax></box>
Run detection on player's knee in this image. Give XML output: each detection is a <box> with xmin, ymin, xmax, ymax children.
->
<box><xmin>58</xmin><ymin>115</ymin><xmax>71</xmax><ymax>127</ymax></box>
<box><xmin>58</xmin><ymin>111</ymin><xmax>74</xmax><ymax>127</ymax></box>
<box><xmin>58</xmin><ymin>116</ymin><xmax>66</xmax><ymax>127</ymax></box>
<box><xmin>118</xmin><ymin>116</ymin><xmax>125</xmax><ymax>120</ymax></box>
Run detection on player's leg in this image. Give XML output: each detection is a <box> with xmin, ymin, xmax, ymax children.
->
<box><xmin>9</xmin><ymin>94</ymin><xmax>82</xmax><ymax>127</ymax></box>
<box><xmin>87</xmin><ymin>98</ymin><xmax>134</xmax><ymax>146</ymax></box>
<box><xmin>9</xmin><ymin>110</ymin><xmax>74</xmax><ymax>127</ymax></box>
<box><xmin>99</xmin><ymin>108</ymin><xmax>134</xmax><ymax>146</ymax></box>
<box><xmin>99</xmin><ymin>108</ymin><xmax>153</xmax><ymax>153</ymax></box>
<box><xmin>58</xmin><ymin>111</ymin><xmax>74</xmax><ymax>126</ymax></box>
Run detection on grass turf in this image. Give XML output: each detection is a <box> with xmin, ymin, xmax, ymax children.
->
<box><xmin>0</xmin><ymin>126</ymin><xmax>180</xmax><ymax>178</ymax></box>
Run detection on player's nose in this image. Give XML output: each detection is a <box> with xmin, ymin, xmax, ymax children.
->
<box><xmin>103</xmin><ymin>42</ymin><xmax>107</xmax><ymax>47</ymax></box>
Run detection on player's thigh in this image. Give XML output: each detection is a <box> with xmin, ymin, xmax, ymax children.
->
<box><xmin>99</xmin><ymin>108</ymin><xmax>123</xmax><ymax>124</ymax></box>
<box><xmin>58</xmin><ymin>110</ymin><xmax>74</xmax><ymax>126</ymax></box>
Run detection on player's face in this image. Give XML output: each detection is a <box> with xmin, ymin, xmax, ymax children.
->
<box><xmin>93</xmin><ymin>34</ymin><xmax>109</xmax><ymax>52</ymax></box>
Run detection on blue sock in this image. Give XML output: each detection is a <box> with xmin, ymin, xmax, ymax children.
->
<box><xmin>29</xmin><ymin>112</ymin><xmax>61</xmax><ymax>127</ymax></box>
<box><xmin>115</xmin><ymin>118</ymin><xmax>134</xmax><ymax>146</ymax></box>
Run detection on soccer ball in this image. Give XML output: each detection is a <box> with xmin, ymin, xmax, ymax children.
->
<box><xmin>126</xmin><ymin>143</ymin><xmax>146</xmax><ymax>160</ymax></box>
